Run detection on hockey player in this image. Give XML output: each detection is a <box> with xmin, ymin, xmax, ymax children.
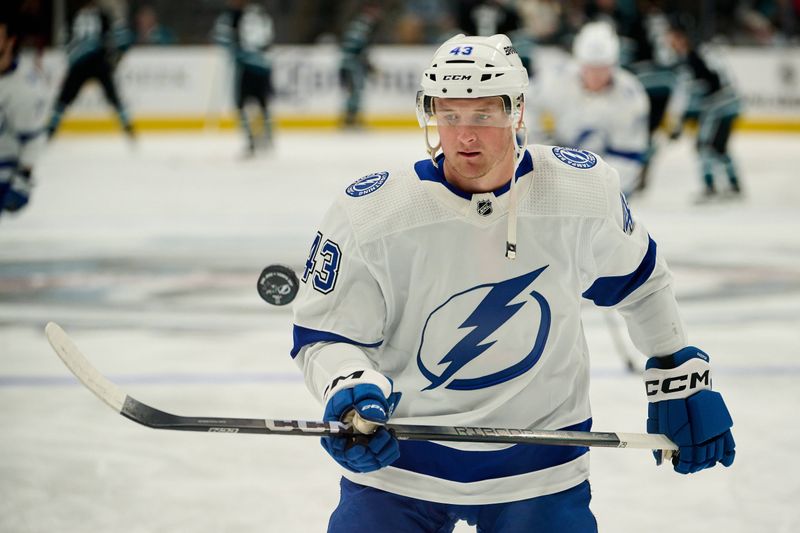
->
<box><xmin>530</xmin><ymin>21</ymin><xmax>651</xmax><ymax>369</ymax></box>
<box><xmin>46</xmin><ymin>0</ymin><xmax>134</xmax><ymax>139</ymax></box>
<box><xmin>338</xmin><ymin>2</ymin><xmax>382</xmax><ymax>128</ymax></box>
<box><xmin>528</xmin><ymin>21</ymin><xmax>649</xmax><ymax>196</ymax></box>
<box><xmin>291</xmin><ymin>34</ymin><xmax>735</xmax><ymax>532</ymax></box>
<box><xmin>622</xmin><ymin>9</ymin><xmax>680</xmax><ymax>192</ymax></box>
<box><xmin>0</xmin><ymin>9</ymin><xmax>47</xmax><ymax>217</ymax></box>
<box><xmin>665</xmin><ymin>18</ymin><xmax>743</xmax><ymax>202</ymax></box>
<box><xmin>212</xmin><ymin>0</ymin><xmax>274</xmax><ymax>156</ymax></box>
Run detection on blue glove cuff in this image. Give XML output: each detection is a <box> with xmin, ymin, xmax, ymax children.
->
<box><xmin>646</xmin><ymin>346</ymin><xmax>709</xmax><ymax>370</ymax></box>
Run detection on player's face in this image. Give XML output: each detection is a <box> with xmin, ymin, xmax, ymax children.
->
<box><xmin>580</xmin><ymin>65</ymin><xmax>613</xmax><ymax>92</ymax></box>
<box><xmin>667</xmin><ymin>31</ymin><xmax>689</xmax><ymax>55</ymax></box>
<box><xmin>433</xmin><ymin>97</ymin><xmax>515</xmax><ymax>192</ymax></box>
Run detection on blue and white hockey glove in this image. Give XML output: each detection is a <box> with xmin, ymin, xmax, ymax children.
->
<box><xmin>644</xmin><ymin>347</ymin><xmax>735</xmax><ymax>474</ymax></box>
<box><xmin>321</xmin><ymin>368</ymin><xmax>401</xmax><ymax>474</ymax></box>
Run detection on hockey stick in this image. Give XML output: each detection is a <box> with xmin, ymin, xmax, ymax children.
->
<box><xmin>45</xmin><ymin>322</ymin><xmax>677</xmax><ymax>453</ymax></box>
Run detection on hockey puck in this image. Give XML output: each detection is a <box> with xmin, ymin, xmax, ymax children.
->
<box><xmin>257</xmin><ymin>265</ymin><xmax>299</xmax><ymax>306</ymax></box>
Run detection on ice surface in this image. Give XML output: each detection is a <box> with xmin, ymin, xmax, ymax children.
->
<box><xmin>1</xmin><ymin>129</ymin><xmax>799</xmax><ymax>532</ymax></box>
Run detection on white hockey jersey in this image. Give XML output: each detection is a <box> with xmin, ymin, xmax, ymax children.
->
<box><xmin>0</xmin><ymin>58</ymin><xmax>47</xmax><ymax>208</ymax></box>
<box><xmin>528</xmin><ymin>63</ymin><xmax>649</xmax><ymax>195</ymax></box>
<box><xmin>292</xmin><ymin>145</ymin><xmax>686</xmax><ymax>505</ymax></box>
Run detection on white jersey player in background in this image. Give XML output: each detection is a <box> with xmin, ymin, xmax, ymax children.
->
<box><xmin>0</xmin><ymin>8</ymin><xmax>47</xmax><ymax>219</ymax></box>
<box><xmin>291</xmin><ymin>33</ymin><xmax>735</xmax><ymax>532</ymax></box>
<box><xmin>528</xmin><ymin>22</ymin><xmax>649</xmax><ymax>196</ymax></box>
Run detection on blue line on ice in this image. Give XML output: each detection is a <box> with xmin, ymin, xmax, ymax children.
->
<box><xmin>2</xmin><ymin>365</ymin><xmax>799</xmax><ymax>387</ymax></box>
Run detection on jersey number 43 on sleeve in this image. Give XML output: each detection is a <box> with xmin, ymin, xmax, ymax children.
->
<box><xmin>302</xmin><ymin>231</ymin><xmax>342</xmax><ymax>294</ymax></box>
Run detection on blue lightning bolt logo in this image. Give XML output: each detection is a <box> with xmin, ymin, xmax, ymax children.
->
<box><xmin>417</xmin><ymin>266</ymin><xmax>551</xmax><ymax>391</ymax></box>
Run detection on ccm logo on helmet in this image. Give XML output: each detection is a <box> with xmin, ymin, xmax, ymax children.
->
<box><xmin>645</xmin><ymin>370</ymin><xmax>710</xmax><ymax>396</ymax></box>
<box><xmin>442</xmin><ymin>74</ymin><xmax>472</xmax><ymax>81</ymax></box>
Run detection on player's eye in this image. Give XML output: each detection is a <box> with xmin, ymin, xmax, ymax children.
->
<box><xmin>442</xmin><ymin>113</ymin><xmax>459</xmax><ymax>125</ymax></box>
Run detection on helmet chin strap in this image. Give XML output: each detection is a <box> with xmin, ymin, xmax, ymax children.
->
<box><xmin>423</xmin><ymin>121</ymin><xmax>442</xmax><ymax>168</ymax></box>
<box><xmin>506</xmin><ymin>119</ymin><xmax>528</xmax><ymax>260</ymax></box>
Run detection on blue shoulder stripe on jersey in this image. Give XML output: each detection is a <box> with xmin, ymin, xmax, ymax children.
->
<box><xmin>493</xmin><ymin>150</ymin><xmax>533</xmax><ymax>196</ymax></box>
<box><xmin>0</xmin><ymin>158</ymin><xmax>19</xmax><ymax>169</ymax></box>
<box><xmin>605</xmin><ymin>147</ymin><xmax>645</xmax><ymax>163</ymax></box>
<box><xmin>391</xmin><ymin>419</ymin><xmax>591</xmax><ymax>482</ymax></box>
<box><xmin>414</xmin><ymin>154</ymin><xmax>470</xmax><ymax>199</ymax></box>
<box><xmin>582</xmin><ymin>236</ymin><xmax>657</xmax><ymax>307</ymax></box>
<box><xmin>290</xmin><ymin>324</ymin><xmax>383</xmax><ymax>358</ymax></box>
<box><xmin>414</xmin><ymin>150</ymin><xmax>533</xmax><ymax>200</ymax></box>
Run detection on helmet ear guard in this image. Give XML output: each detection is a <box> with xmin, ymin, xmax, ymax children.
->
<box><xmin>415</xmin><ymin>89</ymin><xmax>432</xmax><ymax>128</ymax></box>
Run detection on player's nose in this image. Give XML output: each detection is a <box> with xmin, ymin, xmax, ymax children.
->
<box><xmin>455</xmin><ymin>125</ymin><xmax>478</xmax><ymax>143</ymax></box>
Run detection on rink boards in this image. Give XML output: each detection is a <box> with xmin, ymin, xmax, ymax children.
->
<box><xmin>30</xmin><ymin>44</ymin><xmax>800</xmax><ymax>133</ymax></box>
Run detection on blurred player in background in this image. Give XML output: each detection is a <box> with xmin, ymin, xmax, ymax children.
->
<box><xmin>0</xmin><ymin>7</ymin><xmax>47</xmax><ymax>218</ymax></box>
<box><xmin>134</xmin><ymin>4</ymin><xmax>176</xmax><ymax>45</ymax></box>
<box><xmin>664</xmin><ymin>16</ymin><xmax>743</xmax><ymax>203</ymax></box>
<box><xmin>456</xmin><ymin>0</ymin><xmax>535</xmax><ymax>78</ymax></box>
<box><xmin>46</xmin><ymin>0</ymin><xmax>134</xmax><ymax>139</ymax></box>
<box><xmin>291</xmin><ymin>33</ymin><xmax>735</xmax><ymax>532</ymax></box>
<box><xmin>339</xmin><ymin>2</ymin><xmax>382</xmax><ymax>128</ymax></box>
<box><xmin>622</xmin><ymin>7</ymin><xmax>679</xmax><ymax>192</ymax></box>
<box><xmin>529</xmin><ymin>21</ymin><xmax>649</xmax><ymax>196</ymax></box>
<box><xmin>213</xmin><ymin>0</ymin><xmax>274</xmax><ymax>156</ymax></box>
<box><xmin>529</xmin><ymin>20</ymin><xmax>650</xmax><ymax>370</ymax></box>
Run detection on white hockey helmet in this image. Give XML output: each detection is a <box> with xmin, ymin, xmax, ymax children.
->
<box><xmin>416</xmin><ymin>33</ymin><xmax>529</xmax><ymax>129</ymax></box>
<box><xmin>573</xmin><ymin>21</ymin><xmax>620</xmax><ymax>66</ymax></box>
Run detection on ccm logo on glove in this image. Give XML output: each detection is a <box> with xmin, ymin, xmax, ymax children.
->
<box><xmin>645</xmin><ymin>369</ymin><xmax>710</xmax><ymax>396</ymax></box>
<box><xmin>643</xmin><ymin>355</ymin><xmax>711</xmax><ymax>401</ymax></box>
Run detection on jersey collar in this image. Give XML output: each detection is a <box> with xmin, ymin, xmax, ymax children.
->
<box><xmin>413</xmin><ymin>150</ymin><xmax>533</xmax><ymax>200</ymax></box>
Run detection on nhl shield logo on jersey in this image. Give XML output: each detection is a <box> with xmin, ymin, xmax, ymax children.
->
<box><xmin>551</xmin><ymin>147</ymin><xmax>598</xmax><ymax>169</ymax></box>
<box><xmin>476</xmin><ymin>199</ymin><xmax>493</xmax><ymax>216</ymax></box>
<box><xmin>416</xmin><ymin>266</ymin><xmax>551</xmax><ymax>391</ymax></box>
<box><xmin>345</xmin><ymin>171</ymin><xmax>390</xmax><ymax>197</ymax></box>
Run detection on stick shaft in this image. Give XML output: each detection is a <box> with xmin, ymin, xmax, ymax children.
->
<box><xmin>45</xmin><ymin>322</ymin><xmax>677</xmax><ymax>451</ymax></box>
